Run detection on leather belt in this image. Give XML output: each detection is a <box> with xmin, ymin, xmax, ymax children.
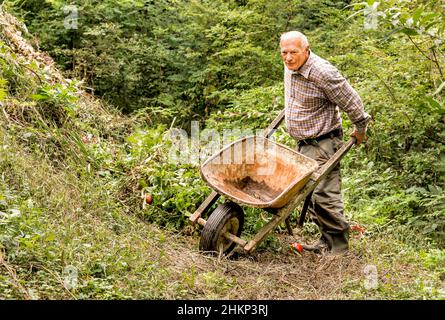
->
<box><xmin>298</xmin><ymin>128</ymin><xmax>343</xmax><ymax>146</ymax></box>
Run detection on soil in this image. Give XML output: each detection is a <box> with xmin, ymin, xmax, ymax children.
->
<box><xmin>230</xmin><ymin>176</ymin><xmax>281</xmax><ymax>202</ymax></box>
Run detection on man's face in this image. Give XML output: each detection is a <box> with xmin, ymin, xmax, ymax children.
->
<box><xmin>280</xmin><ymin>38</ymin><xmax>309</xmax><ymax>71</ymax></box>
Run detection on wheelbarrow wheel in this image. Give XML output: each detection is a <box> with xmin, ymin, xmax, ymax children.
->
<box><xmin>199</xmin><ymin>201</ymin><xmax>244</xmax><ymax>255</ymax></box>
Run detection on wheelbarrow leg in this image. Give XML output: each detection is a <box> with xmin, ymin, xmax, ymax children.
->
<box><xmin>298</xmin><ymin>191</ymin><xmax>313</xmax><ymax>227</ymax></box>
<box><xmin>284</xmin><ymin>191</ymin><xmax>312</xmax><ymax>236</ymax></box>
<box><xmin>285</xmin><ymin>217</ymin><xmax>293</xmax><ymax>236</ymax></box>
<box><xmin>189</xmin><ymin>191</ymin><xmax>220</xmax><ymax>224</ymax></box>
<box><xmin>265</xmin><ymin>207</ymin><xmax>293</xmax><ymax>236</ymax></box>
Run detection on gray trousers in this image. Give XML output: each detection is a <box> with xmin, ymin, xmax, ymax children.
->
<box><xmin>298</xmin><ymin>135</ymin><xmax>350</xmax><ymax>252</ymax></box>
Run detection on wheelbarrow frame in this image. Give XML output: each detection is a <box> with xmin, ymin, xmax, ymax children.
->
<box><xmin>189</xmin><ymin>110</ymin><xmax>356</xmax><ymax>254</ymax></box>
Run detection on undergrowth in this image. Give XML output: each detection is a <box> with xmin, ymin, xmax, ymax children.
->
<box><xmin>0</xmin><ymin>4</ymin><xmax>443</xmax><ymax>300</ymax></box>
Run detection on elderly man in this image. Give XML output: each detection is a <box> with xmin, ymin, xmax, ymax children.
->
<box><xmin>280</xmin><ymin>31</ymin><xmax>370</xmax><ymax>253</ymax></box>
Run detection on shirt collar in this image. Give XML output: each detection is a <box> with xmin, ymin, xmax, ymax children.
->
<box><xmin>289</xmin><ymin>50</ymin><xmax>314</xmax><ymax>79</ymax></box>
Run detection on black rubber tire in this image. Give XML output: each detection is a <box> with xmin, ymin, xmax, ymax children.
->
<box><xmin>199</xmin><ymin>201</ymin><xmax>244</xmax><ymax>255</ymax></box>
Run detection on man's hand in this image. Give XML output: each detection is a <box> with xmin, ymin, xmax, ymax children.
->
<box><xmin>350</xmin><ymin>129</ymin><xmax>366</xmax><ymax>145</ymax></box>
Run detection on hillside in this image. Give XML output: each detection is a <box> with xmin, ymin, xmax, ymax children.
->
<box><xmin>0</xmin><ymin>2</ymin><xmax>444</xmax><ymax>300</ymax></box>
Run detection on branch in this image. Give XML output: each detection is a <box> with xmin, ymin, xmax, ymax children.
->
<box><xmin>0</xmin><ymin>250</ymin><xmax>31</xmax><ymax>299</ymax></box>
<box><xmin>431</xmin><ymin>47</ymin><xmax>444</xmax><ymax>80</ymax></box>
<box><xmin>22</xmin><ymin>64</ymin><xmax>43</xmax><ymax>84</ymax></box>
<box><xmin>407</xmin><ymin>35</ymin><xmax>445</xmax><ymax>81</ymax></box>
<box><xmin>372</xmin><ymin>71</ymin><xmax>414</xmax><ymax>125</ymax></box>
<box><xmin>373</xmin><ymin>71</ymin><xmax>398</xmax><ymax>103</ymax></box>
<box><xmin>407</xmin><ymin>34</ymin><xmax>431</xmax><ymax>61</ymax></box>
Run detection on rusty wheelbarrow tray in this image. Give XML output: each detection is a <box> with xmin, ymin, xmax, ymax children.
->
<box><xmin>189</xmin><ymin>110</ymin><xmax>356</xmax><ymax>255</ymax></box>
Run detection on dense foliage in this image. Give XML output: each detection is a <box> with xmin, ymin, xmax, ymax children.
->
<box><xmin>0</xmin><ymin>0</ymin><xmax>444</xmax><ymax>299</ymax></box>
<box><xmin>2</xmin><ymin>0</ymin><xmax>444</xmax><ymax>241</ymax></box>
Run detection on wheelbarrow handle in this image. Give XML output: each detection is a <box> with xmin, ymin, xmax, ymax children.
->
<box><xmin>346</xmin><ymin>136</ymin><xmax>357</xmax><ymax>148</ymax></box>
<box><xmin>263</xmin><ymin>109</ymin><xmax>285</xmax><ymax>138</ymax></box>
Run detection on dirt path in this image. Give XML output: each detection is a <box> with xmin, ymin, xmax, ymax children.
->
<box><xmin>161</xmin><ymin>229</ymin><xmax>367</xmax><ymax>299</ymax></box>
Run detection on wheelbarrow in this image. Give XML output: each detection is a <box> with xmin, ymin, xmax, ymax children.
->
<box><xmin>189</xmin><ymin>110</ymin><xmax>356</xmax><ymax>255</ymax></box>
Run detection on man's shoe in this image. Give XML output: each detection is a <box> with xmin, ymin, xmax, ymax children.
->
<box><xmin>300</xmin><ymin>239</ymin><xmax>329</xmax><ymax>253</ymax></box>
<box><xmin>320</xmin><ymin>230</ymin><xmax>349</xmax><ymax>254</ymax></box>
<box><xmin>329</xmin><ymin>232</ymin><xmax>349</xmax><ymax>254</ymax></box>
<box><xmin>330</xmin><ymin>242</ymin><xmax>348</xmax><ymax>254</ymax></box>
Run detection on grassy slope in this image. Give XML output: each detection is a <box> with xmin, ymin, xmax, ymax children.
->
<box><xmin>0</xmin><ymin>9</ymin><xmax>444</xmax><ymax>299</ymax></box>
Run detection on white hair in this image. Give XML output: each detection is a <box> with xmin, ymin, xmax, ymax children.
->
<box><xmin>280</xmin><ymin>31</ymin><xmax>309</xmax><ymax>49</ymax></box>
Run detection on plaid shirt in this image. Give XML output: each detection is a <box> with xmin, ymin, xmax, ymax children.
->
<box><xmin>284</xmin><ymin>51</ymin><xmax>370</xmax><ymax>140</ymax></box>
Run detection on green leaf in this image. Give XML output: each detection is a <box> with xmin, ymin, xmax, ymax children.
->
<box><xmin>427</xmin><ymin>185</ymin><xmax>443</xmax><ymax>196</ymax></box>
<box><xmin>45</xmin><ymin>232</ymin><xmax>56</xmax><ymax>242</ymax></box>
<box><xmin>0</xmin><ymin>78</ymin><xmax>7</xmax><ymax>101</ymax></box>
<box><xmin>412</xmin><ymin>7</ymin><xmax>423</xmax><ymax>23</ymax></box>
<box><xmin>139</xmin><ymin>179</ymin><xmax>148</xmax><ymax>189</ymax></box>
<box><xmin>30</xmin><ymin>93</ymin><xmax>49</xmax><ymax>101</ymax></box>
<box><xmin>399</xmin><ymin>28</ymin><xmax>419</xmax><ymax>36</ymax></box>
<box><xmin>425</xmin><ymin>96</ymin><xmax>443</xmax><ymax>112</ymax></box>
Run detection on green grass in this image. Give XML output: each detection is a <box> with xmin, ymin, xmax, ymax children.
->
<box><xmin>0</xmin><ymin>7</ymin><xmax>444</xmax><ymax>300</ymax></box>
<box><xmin>1</xmin><ymin>125</ymin><xmax>444</xmax><ymax>299</ymax></box>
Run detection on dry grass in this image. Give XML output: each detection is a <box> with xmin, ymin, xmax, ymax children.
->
<box><xmin>1</xmin><ymin>6</ymin><xmax>442</xmax><ymax>301</ymax></box>
<box><xmin>161</xmin><ymin>230</ymin><xmax>364</xmax><ymax>299</ymax></box>
<box><xmin>152</xmin><ymin>224</ymin><xmax>443</xmax><ymax>300</ymax></box>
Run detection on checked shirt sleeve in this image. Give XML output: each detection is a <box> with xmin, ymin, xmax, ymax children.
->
<box><xmin>318</xmin><ymin>66</ymin><xmax>371</xmax><ymax>133</ymax></box>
